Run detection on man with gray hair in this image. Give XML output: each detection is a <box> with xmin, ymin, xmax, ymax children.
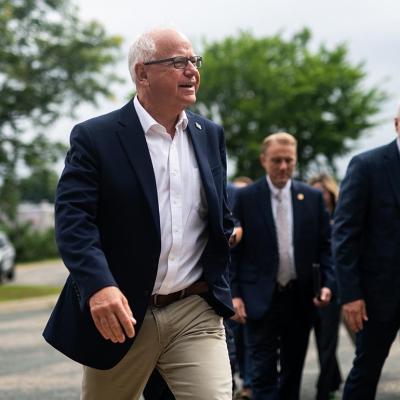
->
<box><xmin>43</xmin><ymin>27</ymin><xmax>235</xmax><ymax>399</ymax></box>
<box><xmin>333</xmin><ymin>106</ymin><xmax>400</xmax><ymax>399</ymax></box>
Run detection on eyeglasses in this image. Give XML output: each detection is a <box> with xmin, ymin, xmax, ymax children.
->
<box><xmin>143</xmin><ymin>55</ymin><xmax>202</xmax><ymax>69</ymax></box>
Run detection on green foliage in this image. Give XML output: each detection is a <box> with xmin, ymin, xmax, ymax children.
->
<box><xmin>0</xmin><ymin>0</ymin><xmax>122</xmax><ymax>223</ymax></box>
<box><xmin>18</xmin><ymin>135</ymin><xmax>67</xmax><ymax>202</ymax></box>
<box><xmin>195</xmin><ymin>29</ymin><xmax>386</xmax><ymax>178</ymax></box>
<box><xmin>19</xmin><ymin>168</ymin><xmax>59</xmax><ymax>202</ymax></box>
<box><xmin>0</xmin><ymin>0</ymin><xmax>122</xmax><ymax>131</ymax></box>
<box><xmin>5</xmin><ymin>223</ymin><xmax>59</xmax><ymax>262</ymax></box>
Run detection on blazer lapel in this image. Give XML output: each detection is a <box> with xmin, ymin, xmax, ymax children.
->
<box><xmin>115</xmin><ymin>101</ymin><xmax>161</xmax><ymax>237</ymax></box>
<box><xmin>291</xmin><ymin>181</ymin><xmax>304</xmax><ymax>261</ymax></box>
<box><xmin>256</xmin><ymin>179</ymin><xmax>277</xmax><ymax>242</ymax></box>
<box><xmin>384</xmin><ymin>140</ymin><xmax>400</xmax><ymax>209</ymax></box>
<box><xmin>186</xmin><ymin>116</ymin><xmax>220</xmax><ymax>228</ymax></box>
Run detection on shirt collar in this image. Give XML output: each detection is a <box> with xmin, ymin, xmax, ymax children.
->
<box><xmin>397</xmin><ymin>137</ymin><xmax>400</xmax><ymax>156</ymax></box>
<box><xmin>266</xmin><ymin>175</ymin><xmax>292</xmax><ymax>198</ymax></box>
<box><xmin>133</xmin><ymin>96</ymin><xmax>188</xmax><ymax>135</ymax></box>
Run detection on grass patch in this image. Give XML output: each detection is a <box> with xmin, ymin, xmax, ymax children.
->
<box><xmin>0</xmin><ymin>285</ymin><xmax>61</xmax><ymax>302</ymax></box>
<box><xmin>16</xmin><ymin>258</ymin><xmax>63</xmax><ymax>269</ymax></box>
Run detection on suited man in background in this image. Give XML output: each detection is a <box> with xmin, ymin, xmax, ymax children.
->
<box><xmin>232</xmin><ymin>132</ymin><xmax>334</xmax><ymax>400</ymax></box>
<box><xmin>333</xmin><ymin>106</ymin><xmax>400</xmax><ymax>399</ymax></box>
<box><xmin>43</xmin><ymin>27</ymin><xmax>234</xmax><ymax>400</ymax></box>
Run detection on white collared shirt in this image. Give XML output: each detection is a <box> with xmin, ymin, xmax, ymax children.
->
<box><xmin>397</xmin><ymin>137</ymin><xmax>400</xmax><ymax>155</ymax></box>
<box><xmin>266</xmin><ymin>175</ymin><xmax>296</xmax><ymax>280</ymax></box>
<box><xmin>134</xmin><ymin>96</ymin><xmax>209</xmax><ymax>295</ymax></box>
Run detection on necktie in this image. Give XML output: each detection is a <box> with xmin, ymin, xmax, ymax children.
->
<box><xmin>275</xmin><ymin>190</ymin><xmax>292</xmax><ymax>286</ymax></box>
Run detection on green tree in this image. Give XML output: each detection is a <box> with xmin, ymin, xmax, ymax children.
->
<box><xmin>0</xmin><ymin>0</ymin><xmax>122</xmax><ymax>223</ymax></box>
<box><xmin>19</xmin><ymin>169</ymin><xmax>58</xmax><ymax>203</ymax></box>
<box><xmin>195</xmin><ymin>29</ymin><xmax>386</xmax><ymax>178</ymax></box>
<box><xmin>18</xmin><ymin>134</ymin><xmax>66</xmax><ymax>202</ymax></box>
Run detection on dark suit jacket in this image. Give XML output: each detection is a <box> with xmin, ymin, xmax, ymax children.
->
<box><xmin>231</xmin><ymin>178</ymin><xmax>334</xmax><ymax>320</ymax></box>
<box><xmin>333</xmin><ymin>140</ymin><xmax>400</xmax><ymax>321</ymax></box>
<box><xmin>43</xmin><ymin>100</ymin><xmax>234</xmax><ymax>369</ymax></box>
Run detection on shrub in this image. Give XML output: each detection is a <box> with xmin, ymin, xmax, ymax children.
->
<box><xmin>2</xmin><ymin>223</ymin><xmax>59</xmax><ymax>262</ymax></box>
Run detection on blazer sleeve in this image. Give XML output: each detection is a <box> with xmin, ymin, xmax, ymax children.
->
<box><xmin>332</xmin><ymin>155</ymin><xmax>369</xmax><ymax>304</ymax></box>
<box><xmin>55</xmin><ymin>123</ymin><xmax>117</xmax><ymax>310</ymax></box>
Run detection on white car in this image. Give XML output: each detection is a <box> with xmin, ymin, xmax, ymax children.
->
<box><xmin>0</xmin><ymin>232</ymin><xmax>16</xmax><ymax>282</ymax></box>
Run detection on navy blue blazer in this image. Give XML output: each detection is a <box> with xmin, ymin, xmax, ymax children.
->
<box><xmin>43</xmin><ymin>100</ymin><xmax>234</xmax><ymax>369</ymax></box>
<box><xmin>333</xmin><ymin>140</ymin><xmax>400</xmax><ymax>321</ymax></box>
<box><xmin>231</xmin><ymin>178</ymin><xmax>334</xmax><ymax>320</ymax></box>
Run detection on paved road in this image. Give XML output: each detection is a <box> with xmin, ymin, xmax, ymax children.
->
<box><xmin>6</xmin><ymin>260</ymin><xmax>69</xmax><ymax>287</ymax></box>
<box><xmin>1</xmin><ymin>262</ymin><xmax>79</xmax><ymax>399</ymax></box>
<box><xmin>1</xmin><ymin>262</ymin><xmax>399</xmax><ymax>399</ymax></box>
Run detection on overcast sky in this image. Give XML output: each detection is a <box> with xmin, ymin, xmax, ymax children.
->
<box><xmin>63</xmin><ymin>0</ymin><xmax>400</xmax><ymax>177</ymax></box>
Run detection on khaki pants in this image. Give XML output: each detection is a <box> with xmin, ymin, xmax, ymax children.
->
<box><xmin>81</xmin><ymin>295</ymin><xmax>232</xmax><ymax>400</ymax></box>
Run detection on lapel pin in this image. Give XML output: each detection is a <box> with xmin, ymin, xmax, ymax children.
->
<box><xmin>297</xmin><ymin>193</ymin><xmax>304</xmax><ymax>201</ymax></box>
<box><xmin>195</xmin><ymin>122</ymin><xmax>202</xmax><ymax>130</ymax></box>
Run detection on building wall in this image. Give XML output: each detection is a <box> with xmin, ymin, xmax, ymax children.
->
<box><xmin>17</xmin><ymin>201</ymin><xmax>54</xmax><ymax>231</ymax></box>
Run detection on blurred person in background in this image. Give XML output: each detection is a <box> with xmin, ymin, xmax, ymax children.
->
<box><xmin>231</xmin><ymin>132</ymin><xmax>334</xmax><ymax>400</ymax></box>
<box><xmin>228</xmin><ymin>176</ymin><xmax>254</xmax><ymax>400</ymax></box>
<box><xmin>308</xmin><ymin>174</ymin><xmax>342</xmax><ymax>400</ymax></box>
<box><xmin>228</xmin><ymin>176</ymin><xmax>253</xmax><ymax>247</ymax></box>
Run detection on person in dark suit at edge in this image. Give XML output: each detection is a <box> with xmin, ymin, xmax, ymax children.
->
<box><xmin>227</xmin><ymin>177</ymin><xmax>254</xmax><ymax>400</ymax></box>
<box><xmin>231</xmin><ymin>132</ymin><xmax>335</xmax><ymax>400</ymax></box>
<box><xmin>43</xmin><ymin>27</ymin><xmax>235</xmax><ymax>400</ymax></box>
<box><xmin>332</xmin><ymin>105</ymin><xmax>400</xmax><ymax>400</ymax></box>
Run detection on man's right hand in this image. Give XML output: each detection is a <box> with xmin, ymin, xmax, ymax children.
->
<box><xmin>231</xmin><ymin>297</ymin><xmax>247</xmax><ymax>324</ymax></box>
<box><xmin>342</xmin><ymin>299</ymin><xmax>368</xmax><ymax>333</ymax></box>
<box><xmin>89</xmin><ymin>286</ymin><xmax>136</xmax><ymax>343</ymax></box>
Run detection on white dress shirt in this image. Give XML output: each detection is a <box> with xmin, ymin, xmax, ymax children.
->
<box><xmin>134</xmin><ymin>96</ymin><xmax>209</xmax><ymax>295</ymax></box>
<box><xmin>266</xmin><ymin>175</ymin><xmax>297</xmax><ymax>280</ymax></box>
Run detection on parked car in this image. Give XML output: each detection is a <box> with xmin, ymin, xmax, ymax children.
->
<box><xmin>0</xmin><ymin>232</ymin><xmax>16</xmax><ymax>282</ymax></box>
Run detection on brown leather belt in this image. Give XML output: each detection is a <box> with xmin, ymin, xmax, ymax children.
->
<box><xmin>150</xmin><ymin>281</ymin><xmax>209</xmax><ymax>308</ymax></box>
